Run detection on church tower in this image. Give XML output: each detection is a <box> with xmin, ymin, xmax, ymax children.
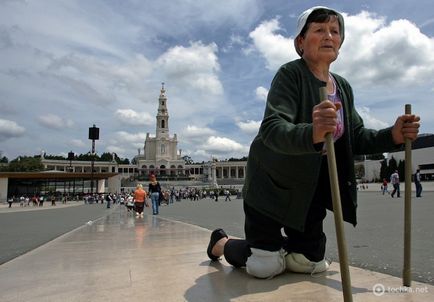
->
<box><xmin>136</xmin><ymin>83</ymin><xmax>185</xmax><ymax>178</ymax></box>
<box><xmin>156</xmin><ymin>82</ymin><xmax>169</xmax><ymax>139</ymax></box>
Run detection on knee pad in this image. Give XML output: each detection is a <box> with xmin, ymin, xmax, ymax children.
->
<box><xmin>246</xmin><ymin>248</ymin><xmax>286</xmax><ymax>279</ymax></box>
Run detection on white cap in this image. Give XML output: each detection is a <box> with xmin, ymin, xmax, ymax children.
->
<box><xmin>294</xmin><ymin>6</ymin><xmax>345</xmax><ymax>56</ymax></box>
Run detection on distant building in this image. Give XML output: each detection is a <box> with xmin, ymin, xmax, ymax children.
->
<box><xmin>38</xmin><ymin>84</ymin><xmax>246</xmax><ymax>191</ymax></box>
<box><xmin>359</xmin><ymin>133</ymin><xmax>434</xmax><ymax>182</ymax></box>
<box><xmin>135</xmin><ymin>83</ymin><xmax>186</xmax><ymax>179</ymax></box>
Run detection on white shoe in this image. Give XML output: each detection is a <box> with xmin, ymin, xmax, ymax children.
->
<box><xmin>285</xmin><ymin>252</ymin><xmax>331</xmax><ymax>275</ymax></box>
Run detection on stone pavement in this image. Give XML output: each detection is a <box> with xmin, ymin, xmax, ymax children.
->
<box><xmin>0</xmin><ymin>206</ymin><xmax>433</xmax><ymax>302</ymax></box>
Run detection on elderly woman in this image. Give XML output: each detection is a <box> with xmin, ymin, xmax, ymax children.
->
<box><xmin>133</xmin><ymin>184</ymin><xmax>147</xmax><ymax>217</ymax></box>
<box><xmin>207</xmin><ymin>6</ymin><xmax>420</xmax><ymax>279</ymax></box>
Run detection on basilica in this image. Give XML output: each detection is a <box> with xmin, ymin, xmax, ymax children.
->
<box><xmin>134</xmin><ymin>83</ymin><xmax>186</xmax><ymax>179</ymax></box>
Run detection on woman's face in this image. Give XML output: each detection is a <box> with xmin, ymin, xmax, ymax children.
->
<box><xmin>298</xmin><ymin>17</ymin><xmax>342</xmax><ymax>64</ymax></box>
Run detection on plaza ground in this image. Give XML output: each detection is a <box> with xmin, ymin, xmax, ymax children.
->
<box><xmin>0</xmin><ymin>186</ymin><xmax>433</xmax><ymax>301</ymax></box>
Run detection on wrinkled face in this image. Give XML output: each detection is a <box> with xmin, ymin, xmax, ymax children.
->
<box><xmin>297</xmin><ymin>17</ymin><xmax>342</xmax><ymax>64</ymax></box>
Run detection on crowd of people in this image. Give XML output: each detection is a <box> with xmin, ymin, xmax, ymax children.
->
<box><xmin>6</xmin><ymin>193</ymin><xmax>78</xmax><ymax>208</ymax></box>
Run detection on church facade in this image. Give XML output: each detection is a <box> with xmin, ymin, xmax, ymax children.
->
<box><xmin>135</xmin><ymin>83</ymin><xmax>187</xmax><ymax>179</ymax></box>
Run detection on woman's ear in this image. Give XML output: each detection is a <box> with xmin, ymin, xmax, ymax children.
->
<box><xmin>295</xmin><ymin>35</ymin><xmax>304</xmax><ymax>55</ymax></box>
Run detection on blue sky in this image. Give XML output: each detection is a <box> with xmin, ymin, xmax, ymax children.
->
<box><xmin>1</xmin><ymin>0</ymin><xmax>434</xmax><ymax>162</ymax></box>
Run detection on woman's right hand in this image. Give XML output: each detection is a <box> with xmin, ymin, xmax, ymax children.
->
<box><xmin>312</xmin><ymin>100</ymin><xmax>341</xmax><ymax>144</ymax></box>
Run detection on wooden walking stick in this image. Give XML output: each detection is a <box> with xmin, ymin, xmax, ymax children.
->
<box><xmin>319</xmin><ymin>87</ymin><xmax>353</xmax><ymax>301</ymax></box>
<box><xmin>403</xmin><ymin>104</ymin><xmax>412</xmax><ymax>287</ymax></box>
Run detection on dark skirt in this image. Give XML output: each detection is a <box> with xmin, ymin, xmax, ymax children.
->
<box><xmin>134</xmin><ymin>202</ymin><xmax>145</xmax><ymax>214</ymax></box>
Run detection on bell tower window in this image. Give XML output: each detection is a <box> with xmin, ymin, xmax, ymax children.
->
<box><xmin>161</xmin><ymin>120</ymin><xmax>165</xmax><ymax>128</ymax></box>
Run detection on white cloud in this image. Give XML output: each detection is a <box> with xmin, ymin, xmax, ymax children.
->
<box><xmin>249</xmin><ymin>12</ymin><xmax>434</xmax><ymax>89</ymax></box>
<box><xmin>115</xmin><ymin>109</ymin><xmax>153</xmax><ymax>126</ymax></box>
<box><xmin>156</xmin><ymin>41</ymin><xmax>223</xmax><ymax>95</ymax></box>
<box><xmin>0</xmin><ymin>118</ymin><xmax>25</xmax><ymax>141</ymax></box>
<box><xmin>255</xmin><ymin>86</ymin><xmax>268</xmax><ymax>101</ymax></box>
<box><xmin>201</xmin><ymin>136</ymin><xmax>248</xmax><ymax>154</ymax></box>
<box><xmin>222</xmin><ymin>34</ymin><xmax>247</xmax><ymax>53</ymax></box>
<box><xmin>106</xmin><ymin>145</ymin><xmax>126</xmax><ymax>156</ymax></box>
<box><xmin>249</xmin><ymin>18</ymin><xmax>297</xmax><ymax>70</ymax></box>
<box><xmin>182</xmin><ymin>125</ymin><xmax>216</xmax><ymax>138</ymax></box>
<box><xmin>237</xmin><ymin>120</ymin><xmax>261</xmax><ymax>134</ymax></box>
<box><xmin>105</xmin><ymin>131</ymin><xmax>147</xmax><ymax>158</ymax></box>
<box><xmin>112</xmin><ymin>131</ymin><xmax>147</xmax><ymax>144</ymax></box>
<box><xmin>37</xmin><ymin>114</ymin><xmax>74</xmax><ymax>129</ymax></box>
<box><xmin>335</xmin><ymin>12</ymin><xmax>434</xmax><ymax>87</ymax></box>
<box><xmin>356</xmin><ymin>106</ymin><xmax>389</xmax><ymax>130</ymax></box>
<box><xmin>70</xmin><ymin>139</ymin><xmax>86</xmax><ymax>148</ymax></box>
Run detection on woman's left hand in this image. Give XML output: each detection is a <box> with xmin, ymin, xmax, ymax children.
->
<box><xmin>391</xmin><ymin>114</ymin><xmax>420</xmax><ymax>144</ymax></box>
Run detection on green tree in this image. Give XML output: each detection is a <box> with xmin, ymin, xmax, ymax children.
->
<box><xmin>380</xmin><ymin>159</ymin><xmax>388</xmax><ymax>180</ymax></box>
<box><xmin>388</xmin><ymin>156</ymin><xmax>398</xmax><ymax>180</ymax></box>
<box><xmin>76</xmin><ymin>152</ymin><xmax>100</xmax><ymax>161</ymax></box>
<box><xmin>100</xmin><ymin>152</ymin><xmax>114</xmax><ymax>162</ymax></box>
<box><xmin>366</xmin><ymin>153</ymin><xmax>385</xmax><ymax>160</ymax></box>
<box><xmin>182</xmin><ymin>155</ymin><xmax>194</xmax><ymax>164</ymax></box>
<box><xmin>228</xmin><ymin>156</ymin><xmax>248</xmax><ymax>161</ymax></box>
<box><xmin>44</xmin><ymin>154</ymin><xmax>66</xmax><ymax>160</ymax></box>
<box><xmin>0</xmin><ymin>156</ymin><xmax>8</xmax><ymax>163</ymax></box>
<box><xmin>6</xmin><ymin>156</ymin><xmax>44</xmax><ymax>172</ymax></box>
<box><xmin>119</xmin><ymin>158</ymin><xmax>130</xmax><ymax>164</ymax></box>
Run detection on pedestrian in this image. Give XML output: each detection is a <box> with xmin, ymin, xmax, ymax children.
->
<box><xmin>148</xmin><ymin>174</ymin><xmax>161</xmax><ymax>215</ymax></box>
<box><xmin>105</xmin><ymin>193</ymin><xmax>112</xmax><ymax>209</ymax></box>
<box><xmin>390</xmin><ymin>170</ymin><xmax>400</xmax><ymax>198</ymax></box>
<box><xmin>414</xmin><ymin>168</ymin><xmax>422</xmax><ymax>197</ymax></box>
<box><xmin>126</xmin><ymin>194</ymin><xmax>134</xmax><ymax>213</ymax></box>
<box><xmin>7</xmin><ymin>196</ymin><xmax>13</xmax><ymax>208</ymax></box>
<box><xmin>206</xmin><ymin>6</ymin><xmax>420</xmax><ymax>279</ymax></box>
<box><xmin>381</xmin><ymin>178</ymin><xmax>389</xmax><ymax>195</ymax></box>
<box><xmin>225</xmin><ymin>190</ymin><xmax>231</xmax><ymax>201</ymax></box>
<box><xmin>133</xmin><ymin>185</ymin><xmax>147</xmax><ymax>217</ymax></box>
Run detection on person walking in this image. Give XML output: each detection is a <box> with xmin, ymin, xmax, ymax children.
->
<box><xmin>7</xmin><ymin>196</ymin><xmax>14</xmax><ymax>208</ymax></box>
<box><xmin>390</xmin><ymin>170</ymin><xmax>400</xmax><ymax>198</ymax></box>
<box><xmin>133</xmin><ymin>184</ymin><xmax>147</xmax><ymax>217</ymax></box>
<box><xmin>381</xmin><ymin>178</ymin><xmax>389</xmax><ymax>195</ymax></box>
<box><xmin>414</xmin><ymin>168</ymin><xmax>422</xmax><ymax>197</ymax></box>
<box><xmin>206</xmin><ymin>6</ymin><xmax>420</xmax><ymax>279</ymax></box>
<box><xmin>224</xmin><ymin>190</ymin><xmax>231</xmax><ymax>201</ymax></box>
<box><xmin>148</xmin><ymin>174</ymin><xmax>161</xmax><ymax>215</ymax></box>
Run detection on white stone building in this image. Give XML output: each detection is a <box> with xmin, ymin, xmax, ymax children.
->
<box><xmin>135</xmin><ymin>83</ymin><xmax>187</xmax><ymax>178</ymax></box>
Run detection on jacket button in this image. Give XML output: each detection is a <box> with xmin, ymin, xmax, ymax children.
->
<box><xmin>347</xmin><ymin>181</ymin><xmax>352</xmax><ymax>186</ymax></box>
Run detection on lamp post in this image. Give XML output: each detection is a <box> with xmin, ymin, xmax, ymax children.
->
<box><xmin>68</xmin><ymin>151</ymin><xmax>74</xmax><ymax>172</ymax></box>
<box><xmin>88</xmin><ymin>125</ymin><xmax>99</xmax><ymax>195</ymax></box>
<box><xmin>67</xmin><ymin>151</ymin><xmax>75</xmax><ymax>198</ymax></box>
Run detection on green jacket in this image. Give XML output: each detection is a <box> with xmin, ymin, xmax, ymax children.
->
<box><xmin>243</xmin><ymin>59</ymin><xmax>399</xmax><ymax>232</ymax></box>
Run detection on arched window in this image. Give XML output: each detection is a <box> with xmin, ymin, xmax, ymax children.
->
<box><xmin>160</xmin><ymin>165</ymin><xmax>166</xmax><ymax>176</ymax></box>
<box><xmin>161</xmin><ymin>120</ymin><xmax>165</xmax><ymax>128</ymax></box>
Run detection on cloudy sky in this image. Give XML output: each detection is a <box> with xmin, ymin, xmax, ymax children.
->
<box><xmin>1</xmin><ymin>0</ymin><xmax>434</xmax><ymax>162</ymax></box>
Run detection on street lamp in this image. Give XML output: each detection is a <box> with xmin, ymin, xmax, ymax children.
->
<box><xmin>67</xmin><ymin>151</ymin><xmax>75</xmax><ymax>198</ymax></box>
<box><xmin>88</xmin><ymin>125</ymin><xmax>99</xmax><ymax>194</ymax></box>
<box><xmin>67</xmin><ymin>151</ymin><xmax>74</xmax><ymax>172</ymax></box>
